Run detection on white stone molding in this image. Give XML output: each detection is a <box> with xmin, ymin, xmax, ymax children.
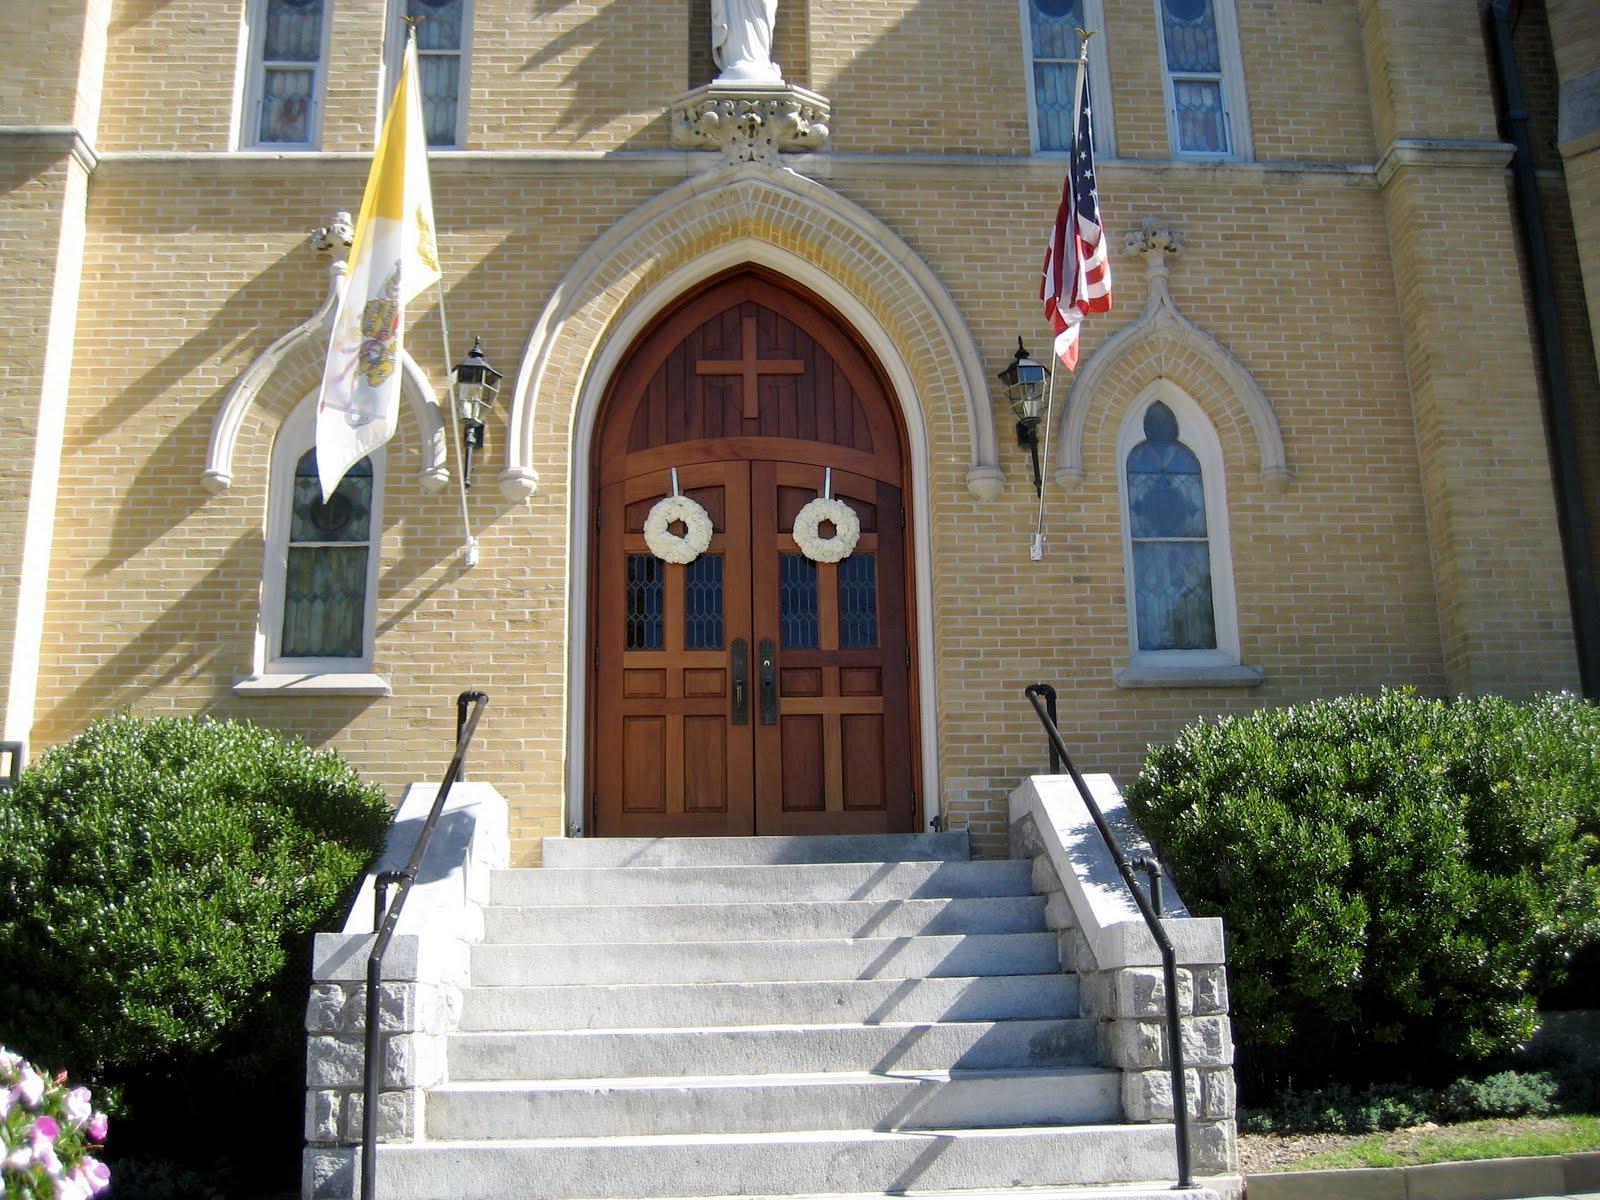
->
<box><xmin>203</xmin><ymin>230</ymin><xmax>450</xmax><ymax>495</ymax></box>
<box><xmin>502</xmin><ymin>162</ymin><xmax>1001</xmax><ymax>501</ymax></box>
<box><xmin>1052</xmin><ymin>217</ymin><xmax>1289</xmax><ymax>492</ymax></box>
<box><xmin>671</xmin><ymin>81</ymin><xmax>830</xmax><ymax>165</ymax></box>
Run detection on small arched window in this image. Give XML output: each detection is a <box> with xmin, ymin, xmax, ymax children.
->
<box><xmin>1126</xmin><ymin>400</ymin><xmax>1214</xmax><ymax>651</ymax></box>
<box><xmin>1115</xmin><ymin>384</ymin><xmax>1257</xmax><ymax>687</ymax></box>
<box><xmin>240</xmin><ymin>396</ymin><xmax>388</xmax><ymax>693</ymax></box>
<box><xmin>1152</xmin><ymin>0</ymin><xmax>1252</xmax><ymax>159</ymax></box>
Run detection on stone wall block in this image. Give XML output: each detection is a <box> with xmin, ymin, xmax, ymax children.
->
<box><xmin>1042</xmin><ymin>890</ymin><xmax>1076</xmax><ymax>931</ymax></box>
<box><xmin>1117</xmin><ymin>966</ymin><xmax>1193</xmax><ymax>1019</ymax></box>
<box><xmin>1010</xmin><ymin>813</ymin><xmax>1045</xmax><ymax>860</ymax></box>
<box><xmin>1100</xmin><ymin>1019</ymin><xmax>1166</xmax><ymax>1070</ymax></box>
<box><xmin>1057</xmin><ymin>926</ymin><xmax>1094</xmax><ymax>973</ymax></box>
<box><xmin>382</xmin><ymin>1033</ymin><xmax>443</xmax><ymax>1089</ymax></box>
<box><xmin>306</xmin><ymin>984</ymin><xmax>351</xmax><ymax>1035</ymax></box>
<box><xmin>1201</xmin><ymin>1067</ymin><xmax>1236</xmax><ymax>1120</ymax></box>
<box><xmin>1120</xmin><ymin>1066</ymin><xmax>1204</xmax><ymax>1122</ymax></box>
<box><xmin>342</xmin><ymin>1089</ymin><xmax>417</xmax><ymax>1143</ymax></box>
<box><xmin>1030</xmin><ymin>853</ymin><xmax>1063</xmax><ymax>895</ymax></box>
<box><xmin>1192</xmin><ymin>966</ymin><xmax>1229</xmax><ymax>1016</ymax></box>
<box><xmin>305</xmin><ymin>1089</ymin><xmax>342</xmax><ymax>1144</ymax></box>
<box><xmin>304</xmin><ymin>1147</ymin><xmax>356</xmax><ymax>1200</ymax></box>
<box><xmin>1076</xmin><ymin>970</ymin><xmax>1116</xmax><ymax>1019</ymax></box>
<box><xmin>1188</xmin><ymin>1118</ymin><xmax>1237</xmax><ymax>1174</ymax></box>
<box><xmin>307</xmin><ymin>1037</ymin><xmax>365</xmax><ymax>1088</ymax></box>
<box><xmin>375</xmin><ymin>982</ymin><xmax>418</xmax><ymax>1033</ymax></box>
<box><xmin>1181</xmin><ymin>1015</ymin><xmax>1233</xmax><ymax>1067</ymax></box>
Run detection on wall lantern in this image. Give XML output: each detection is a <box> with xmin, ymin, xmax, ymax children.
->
<box><xmin>452</xmin><ymin>338</ymin><xmax>502</xmax><ymax>488</ymax></box>
<box><xmin>998</xmin><ymin>337</ymin><xmax>1050</xmax><ymax>496</ymax></box>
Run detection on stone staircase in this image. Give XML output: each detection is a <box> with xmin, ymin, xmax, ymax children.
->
<box><xmin>368</xmin><ymin>831</ymin><xmax>1217</xmax><ymax>1200</ymax></box>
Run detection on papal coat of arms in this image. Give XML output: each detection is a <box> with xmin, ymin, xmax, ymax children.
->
<box><xmin>355</xmin><ymin>265</ymin><xmax>403</xmax><ymax>388</ymax></box>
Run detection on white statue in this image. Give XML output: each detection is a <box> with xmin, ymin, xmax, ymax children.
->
<box><xmin>712</xmin><ymin>0</ymin><xmax>781</xmax><ymax>84</ymax></box>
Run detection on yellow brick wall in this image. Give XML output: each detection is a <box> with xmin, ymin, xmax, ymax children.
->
<box><xmin>9</xmin><ymin>0</ymin><xmax>1592</xmax><ymax>864</ymax></box>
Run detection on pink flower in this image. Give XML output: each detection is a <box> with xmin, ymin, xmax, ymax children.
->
<box><xmin>61</xmin><ymin>1088</ymin><xmax>92</xmax><ymax>1128</ymax></box>
<box><xmin>0</xmin><ymin>1086</ymin><xmax>11</xmax><ymax>1119</ymax></box>
<box><xmin>86</xmin><ymin>1113</ymin><xmax>107</xmax><ymax>1143</ymax></box>
<box><xmin>5</xmin><ymin>1144</ymin><xmax>33</xmax><ymax>1171</ymax></box>
<box><xmin>35</xmin><ymin>1141</ymin><xmax>64</xmax><ymax>1178</ymax></box>
<box><xmin>54</xmin><ymin>1176</ymin><xmax>91</xmax><ymax>1200</ymax></box>
<box><xmin>30</xmin><ymin>1115</ymin><xmax>60</xmax><ymax>1147</ymax></box>
<box><xmin>75</xmin><ymin>1156</ymin><xmax>110</xmax><ymax>1197</ymax></box>
<box><xmin>15</xmin><ymin>1068</ymin><xmax>44</xmax><ymax>1109</ymax></box>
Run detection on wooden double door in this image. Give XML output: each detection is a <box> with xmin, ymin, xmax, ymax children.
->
<box><xmin>589</xmin><ymin>270</ymin><xmax>919</xmax><ymax>837</ymax></box>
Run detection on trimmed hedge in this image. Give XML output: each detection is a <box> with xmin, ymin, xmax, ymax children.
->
<box><xmin>1126</xmin><ymin>690</ymin><xmax>1600</xmax><ymax>1093</ymax></box>
<box><xmin>0</xmin><ymin>714</ymin><xmax>390</xmax><ymax>1085</ymax></box>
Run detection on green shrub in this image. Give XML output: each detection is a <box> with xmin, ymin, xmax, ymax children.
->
<box><xmin>0</xmin><ymin>714</ymin><xmax>390</xmax><ymax>1084</ymax></box>
<box><xmin>1126</xmin><ymin>689</ymin><xmax>1600</xmax><ymax>1094</ymax></box>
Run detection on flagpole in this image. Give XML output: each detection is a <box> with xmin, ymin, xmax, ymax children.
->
<box><xmin>393</xmin><ymin>18</ymin><xmax>478</xmax><ymax>567</ymax></box>
<box><xmin>1031</xmin><ymin>29</ymin><xmax>1094</xmax><ymax>562</ymax></box>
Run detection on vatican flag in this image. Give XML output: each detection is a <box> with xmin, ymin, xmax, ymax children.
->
<box><xmin>315</xmin><ymin>31</ymin><xmax>440</xmax><ymax>501</ymax></box>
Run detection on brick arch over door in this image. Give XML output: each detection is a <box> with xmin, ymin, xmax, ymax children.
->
<box><xmin>587</xmin><ymin>267</ymin><xmax>920</xmax><ymax>837</ymax></box>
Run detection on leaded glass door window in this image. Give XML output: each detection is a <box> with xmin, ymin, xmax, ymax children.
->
<box><xmin>282</xmin><ymin>452</ymin><xmax>375</xmax><ymax>658</ymax></box>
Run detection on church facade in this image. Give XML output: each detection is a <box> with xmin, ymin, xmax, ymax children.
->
<box><xmin>3</xmin><ymin>0</ymin><xmax>1599</xmax><ymax>862</ymax></box>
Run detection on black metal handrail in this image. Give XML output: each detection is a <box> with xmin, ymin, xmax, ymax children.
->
<box><xmin>361</xmin><ymin>690</ymin><xmax>489</xmax><ymax>1200</ymax></box>
<box><xmin>1024</xmin><ymin>683</ymin><xmax>1192</xmax><ymax>1188</ymax></box>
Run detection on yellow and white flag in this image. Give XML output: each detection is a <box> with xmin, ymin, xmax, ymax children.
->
<box><xmin>316</xmin><ymin>31</ymin><xmax>440</xmax><ymax>501</ymax></box>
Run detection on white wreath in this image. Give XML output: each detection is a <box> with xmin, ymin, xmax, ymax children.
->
<box><xmin>643</xmin><ymin>494</ymin><xmax>714</xmax><ymax>564</ymax></box>
<box><xmin>793</xmin><ymin>496</ymin><xmax>861</xmax><ymax>563</ymax></box>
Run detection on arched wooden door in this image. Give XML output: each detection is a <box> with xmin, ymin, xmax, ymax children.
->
<box><xmin>589</xmin><ymin>269</ymin><xmax>920</xmax><ymax>837</ymax></box>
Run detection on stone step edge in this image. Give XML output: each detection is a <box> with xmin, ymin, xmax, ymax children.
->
<box><xmin>484</xmin><ymin>895</ymin><xmax>1044</xmax><ymax>915</ymax></box>
<box><xmin>383</xmin><ymin>1122</ymin><xmax>1174</xmax><ymax>1151</ymax></box>
<box><xmin>447</xmin><ymin>1017</ymin><xmax>1090</xmax><ymax>1040</ymax></box>
<box><xmin>474</xmin><ymin>931</ymin><xmax>1061</xmax><ymax>952</ymax></box>
<box><xmin>460</xmin><ymin>972</ymin><xmax>1076</xmax><ymax>993</ymax></box>
<box><xmin>429</xmin><ymin>1066</ymin><xmax>1114</xmax><ymax>1093</ymax></box>
<box><xmin>503</xmin><ymin>1189</ymin><xmax>1221</xmax><ymax>1200</ymax></box>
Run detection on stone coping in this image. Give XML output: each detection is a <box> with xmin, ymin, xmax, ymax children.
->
<box><xmin>1009</xmin><ymin>773</ymin><xmax>1225</xmax><ymax>968</ymax></box>
<box><xmin>1245</xmin><ymin>1152</ymin><xmax>1600</xmax><ymax>1200</ymax></box>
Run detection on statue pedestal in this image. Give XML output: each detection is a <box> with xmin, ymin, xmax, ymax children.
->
<box><xmin>670</xmin><ymin>80</ymin><xmax>830</xmax><ymax>165</ymax></box>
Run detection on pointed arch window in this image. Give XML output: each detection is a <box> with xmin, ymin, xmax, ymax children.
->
<box><xmin>1114</xmin><ymin>384</ymin><xmax>1259</xmax><ymax>687</ymax></box>
<box><xmin>237</xmin><ymin>397</ymin><xmax>389</xmax><ymax>695</ymax></box>
<box><xmin>1020</xmin><ymin>0</ymin><xmax>1115</xmax><ymax>156</ymax></box>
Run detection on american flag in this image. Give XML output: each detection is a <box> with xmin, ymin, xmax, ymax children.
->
<box><xmin>1040</xmin><ymin>72</ymin><xmax>1111</xmax><ymax>370</ymax></box>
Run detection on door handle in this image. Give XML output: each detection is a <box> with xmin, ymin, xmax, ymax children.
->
<box><xmin>758</xmin><ymin>638</ymin><xmax>777</xmax><ymax>726</ymax></box>
<box><xmin>730</xmin><ymin>639</ymin><xmax>748</xmax><ymax>725</ymax></box>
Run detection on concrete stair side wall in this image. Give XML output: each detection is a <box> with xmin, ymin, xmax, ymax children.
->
<box><xmin>1009</xmin><ymin>774</ymin><xmax>1238</xmax><ymax>1170</ymax></box>
<box><xmin>303</xmin><ymin>781</ymin><xmax>510</xmax><ymax>1200</ymax></box>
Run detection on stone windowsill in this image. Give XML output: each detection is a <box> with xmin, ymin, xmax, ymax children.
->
<box><xmin>232</xmin><ymin>672</ymin><xmax>391</xmax><ymax>697</ymax></box>
<box><xmin>1113</xmin><ymin>663</ymin><xmax>1265</xmax><ymax>689</ymax></box>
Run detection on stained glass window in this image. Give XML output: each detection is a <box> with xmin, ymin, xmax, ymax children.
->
<box><xmin>399</xmin><ymin>0</ymin><xmax>469</xmax><ymax>146</ymax></box>
<box><xmin>252</xmin><ymin>0</ymin><xmax>327</xmax><ymax>146</ymax></box>
<box><xmin>1159</xmin><ymin>0</ymin><xmax>1231</xmax><ymax>154</ymax></box>
<box><xmin>780</xmin><ymin>553</ymin><xmax>819</xmax><ymax>649</ymax></box>
<box><xmin>281</xmin><ymin>451</ymin><xmax>372</xmax><ymax>658</ymax></box>
<box><xmin>685</xmin><ymin>553</ymin><xmax>724</xmax><ymax>650</ymax></box>
<box><xmin>625</xmin><ymin>554</ymin><xmax>664</xmax><ymax>651</ymax></box>
<box><xmin>838</xmin><ymin>554</ymin><xmax>879</xmax><ymax>649</ymax></box>
<box><xmin>1028</xmin><ymin>0</ymin><xmax>1085</xmax><ymax>152</ymax></box>
<box><xmin>1126</xmin><ymin>402</ymin><xmax>1217</xmax><ymax>651</ymax></box>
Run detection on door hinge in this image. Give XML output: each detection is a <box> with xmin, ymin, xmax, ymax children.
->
<box><xmin>900</xmin><ymin>504</ymin><xmax>906</xmax><ymax>529</ymax></box>
<box><xmin>593</xmin><ymin>647</ymin><xmax>600</xmax><ymax>670</ymax></box>
<box><xmin>905</xmin><ymin>647</ymin><xmax>911</xmax><ymax>670</ymax></box>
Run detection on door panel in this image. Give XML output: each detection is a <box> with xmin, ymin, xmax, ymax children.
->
<box><xmin>752</xmin><ymin>461</ymin><xmax>915</xmax><ymax>835</ymax></box>
<box><xmin>595</xmin><ymin>462</ymin><xmax>755</xmax><ymax>837</ymax></box>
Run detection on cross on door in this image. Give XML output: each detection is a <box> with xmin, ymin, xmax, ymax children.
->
<box><xmin>695</xmin><ymin>314</ymin><xmax>804</xmax><ymax>420</ymax></box>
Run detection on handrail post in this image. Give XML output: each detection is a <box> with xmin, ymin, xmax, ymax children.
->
<box><xmin>1022</xmin><ymin>685</ymin><xmax>1193</xmax><ymax>1188</ymax></box>
<box><xmin>360</xmin><ymin>689</ymin><xmax>489</xmax><ymax>1200</ymax></box>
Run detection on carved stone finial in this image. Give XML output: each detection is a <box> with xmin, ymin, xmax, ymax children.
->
<box><xmin>1124</xmin><ymin>216</ymin><xmax>1186</xmax><ymax>258</ymax></box>
<box><xmin>311</xmin><ymin>211</ymin><xmax>354</xmax><ymax>256</ymax></box>
<box><xmin>671</xmin><ymin>82</ymin><xmax>830</xmax><ymax>166</ymax></box>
